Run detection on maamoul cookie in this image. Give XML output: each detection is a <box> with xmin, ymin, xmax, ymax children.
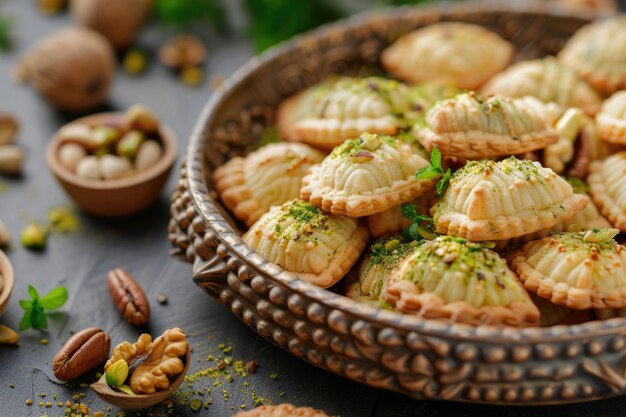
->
<box><xmin>382</xmin><ymin>22</ymin><xmax>513</xmax><ymax>89</ymax></box>
<box><xmin>482</xmin><ymin>57</ymin><xmax>602</xmax><ymax>115</ymax></box>
<box><xmin>277</xmin><ymin>76</ymin><xmax>422</xmax><ymax>150</ymax></box>
<box><xmin>214</xmin><ymin>143</ymin><xmax>325</xmax><ymax>226</ymax></box>
<box><xmin>345</xmin><ymin>237</ymin><xmax>418</xmax><ymax>307</ymax></box>
<box><xmin>588</xmin><ymin>152</ymin><xmax>626</xmax><ymax>231</ymax></box>
<box><xmin>300</xmin><ymin>133</ymin><xmax>434</xmax><ymax>217</ymax></box>
<box><xmin>383</xmin><ymin>236</ymin><xmax>540</xmax><ymax>326</ymax></box>
<box><xmin>432</xmin><ymin>157</ymin><xmax>589</xmax><ymax>241</ymax></box>
<box><xmin>508</xmin><ymin>229</ymin><xmax>626</xmax><ymax>310</ymax></box>
<box><xmin>232</xmin><ymin>404</ymin><xmax>329</xmax><ymax>417</ymax></box>
<box><xmin>243</xmin><ymin>200</ymin><xmax>369</xmax><ymax>288</ymax></box>
<box><xmin>559</xmin><ymin>16</ymin><xmax>626</xmax><ymax>94</ymax></box>
<box><xmin>597</xmin><ymin>91</ymin><xmax>626</xmax><ymax>144</ymax></box>
<box><xmin>414</xmin><ymin>93</ymin><xmax>559</xmax><ymax>159</ymax></box>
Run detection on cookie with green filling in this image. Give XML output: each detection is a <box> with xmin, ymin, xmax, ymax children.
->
<box><xmin>276</xmin><ymin>76</ymin><xmax>423</xmax><ymax>150</ymax></box>
<box><xmin>300</xmin><ymin>133</ymin><xmax>434</xmax><ymax>217</ymax></box>
<box><xmin>383</xmin><ymin>236</ymin><xmax>539</xmax><ymax>326</ymax></box>
<box><xmin>559</xmin><ymin>16</ymin><xmax>626</xmax><ymax>94</ymax></box>
<box><xmin>508</xmin><ymin>229</ymin><xmax>626</xmax><ymax>310</ymax></box>
<box><xmin>482</xmin><ymin>57</ymin><xmax>602</xmax><ymax>115</ymax></box>
<box><xmin>413</xmin><ymin>93</ymin><xmax>559</xmax><ymax>160</ymax></box>
<box><xmin>432</xmin><ymin>157</ymin><xmax>589</xmax><ymax>241</ymax></box>
<box><xmin>382</xmin><ymin>22</ymin><xmax>513</xmax><ymax>89</ymax></box>
<box><xmin>243</xmin><ymin>200</ymin><xmax>369</xmax><ymax>288</ymax></box>
<box><xmin>345</xmin><ymin>237</ymin><xmax>418</xmax><ymax>307</ymax></box>
<box><xmin>214</xmin><ymin>143</ymin><xmax>325</xmax><ymax>227</ymax></box>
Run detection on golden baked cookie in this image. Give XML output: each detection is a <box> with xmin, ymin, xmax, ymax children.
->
<box><xmin>277</xmin><ymin>76</ymin><xmax>422</xmax><ymax>150</ymax></box>
<box><xmin>588</xmin><ymin>152</ymin><xmax>626</xmax><ymax>231</ymax></box>
<box><xmin>232</xmin><ymin>404</ymin><xmax>329</xmax><ymax>417</ymax></box>
<box><xmin>482</xmin><ymin>57</ymin><xmax>602</xmax><ymax>116</ymax></box>
<box><xmin>243</xmin><ymin>200</ymin><xmax>369</xmax><ymax>288</ymax></box>
<box><xmin>345</xmin><ymin>237</ymin><xmax>418</xmax><ymax>307</ymax></box>
<box><xmin>559</xmin><ymin>16</ymin><xmax>626</xmax><ymax>94</ymax></box>
<box><xmin>508</xmin><ymin>229</ymin><xmax>626</xmax><ymax>310</ymax></box>
<box><xmin>432</xmin><ymin>157</ymin><xmax>589</xmax><ymax>241</ymax></box>
<box><xmin>414</xmin><ymin>93</ymin><xmax>559</xmax><ymax>160</ymax></box>
<box><xmin>300</xmin><ymin>133</ymin><xmax>434</xmax><ymax>217</ymax></box>
<box><xmin>214</xmin><ymin>143</ymin><xmax>325</xmax><ymax>226</ymax></box>
<box><xmin>597</xmin><ymin>91</ymin><xmax>626</xmax><ymax>144</ymax></box>
<box><xmin>365</xmin><ymin>195</ymin><xmax>432</xmax><ymax>238</ymax></box>
<box><xmin>383</xmin><ymin>236</ymin><xmax>540</xmax><ymax>326</ymax></box>
<box><xmin>382</xmin><ymin>22</ymin><xmax>513</xmax><ymax>89</ymax></box>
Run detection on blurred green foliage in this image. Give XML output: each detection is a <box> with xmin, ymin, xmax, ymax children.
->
<box><xmin>154</xmin><ymin>0</ymin><xmax>225</xmax><ymax>29</ymax></box>
<box><xmin>244</xmin><ymin>0</ymin><xmax>345</xmax><ymax>51</ymax></box>
<box><xmin>0</xmin><ymin>15</ymin><xmax>11</xmax><ymax>52</ymax></box>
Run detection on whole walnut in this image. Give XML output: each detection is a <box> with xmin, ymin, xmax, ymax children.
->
<box><xmin>70</xmin><ymin>0</ymin><xmax>153</xmax><ymax>50</ymax></box>
<box><xmin>16</xmin><ymin>27</ymin><xmax>115</xmax><ymax>112</ymax></box>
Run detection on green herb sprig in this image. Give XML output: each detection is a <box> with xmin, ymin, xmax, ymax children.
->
<box><xmin>19</xmin><ymin>285</ymin><xmax>68</xmax><ymax>331</ymax></box>
<box><xmin>0</xmin><ymin>14</ymin><xmax>13</xmax><ymax>52</ymax></box>
<box><xmin>401</xmin><ymin>203</ymin><xmax>436</xmax><ymax>242</ymax></box>
<box><xmin>154</xmin><ymin>0</ymin><xmax>225</xmax><ymax>29</ymax></box>
<box><xmin>416</xmin><ymin>147</ymin><xmax>451</xmax><ymax>196</ymax></box>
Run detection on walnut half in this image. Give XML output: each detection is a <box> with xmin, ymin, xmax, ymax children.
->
<box><xmin>130</xmin><ymin>328</ymin><xmax>187</xmax><ymax>394</ymax></box>
<box><xmin>103</xmin><ymin>328</ymin><xmax>188</xmax><ymax>394</ymax></box>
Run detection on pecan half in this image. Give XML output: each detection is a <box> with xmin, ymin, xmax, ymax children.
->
<box><xmin>52</xmin><ymin>327</ymin><xmax>110</xmax><ymax>381</ymax></box>
<box><xmin>107</xmin><ymin>268</ymin><xmax>150</xmax><ymax>326</ymax></box>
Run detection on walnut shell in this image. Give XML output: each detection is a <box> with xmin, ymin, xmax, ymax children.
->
<box><xmin>17</xmin><ymin>27</ymin><xmax>115</xmax><ymax>112</ymax></box>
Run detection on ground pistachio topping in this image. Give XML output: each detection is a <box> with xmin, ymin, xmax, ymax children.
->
<box><xmin>453</xmin><ymin>156</ymin><xmax>547</xmax><ymax>184</ymax></box>
<box><xmin>368</xmin><ymin>236</ymin><xmax>419</xmax><ymax>268</ymax></box>
<box><xmin>272</xmin><ymin>200</ymin><xmax>329</xmax><ymax>243</ymax></box>
<box><xmin>401</xmin><ymin>236</ymin><xmax>501</xmax><ymax>287</ymax></box>
<box><xmin>331</xmin><ymin>132</ymin><xmax>396</xmax><ymax>159</ymax></box>
<box><xmin>547</xmin><ymin>228</ymin><xmax>621</xmax><ymax>254</ymax></box>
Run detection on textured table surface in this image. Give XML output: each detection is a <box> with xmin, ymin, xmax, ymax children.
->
<box><xmin>1</xmin><ymin>1</ymin><xmax>626</xmax><ymax>416</ymax></box>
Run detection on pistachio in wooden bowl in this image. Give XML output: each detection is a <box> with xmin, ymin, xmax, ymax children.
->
<box><xmin>47</xmin><ymin>105</ymin><xmax>177</xmax><ymax>217</ymax></box>
<box><xmin>90</xmin><ymin>327</ymin><xmax>190</xmax><ymax>410</ymax></box>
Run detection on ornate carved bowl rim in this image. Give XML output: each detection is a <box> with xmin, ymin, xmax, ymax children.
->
<box><xmin>185</xmin><ymin>0</ymin><xmax>623</xmax><ymax>344</ymax></box>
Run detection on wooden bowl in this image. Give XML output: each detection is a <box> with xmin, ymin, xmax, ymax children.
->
<box><xmin>90</xmin><ymin>345</ymin><xmax>190</xmax><ymax>410</ymax></box>
<box><xmin>0</xmin><ymin>250</ymin><xmax>14</xmax><ymax>317</ymax></box>
<box><xmin>46</xmin><ymin>112</ymin><xmax>177</xmax><ymax>218</ymax></box>
<box><xmin>169</xmin><ymin>0</ymin><xmax>621</xmax><ymax>406</ymax></box>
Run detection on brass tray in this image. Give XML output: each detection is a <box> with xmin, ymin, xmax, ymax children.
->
<box><xmin>169</xmin><ymin>0</ymin><xmax>625</xmax><ymax>404</ymax></box>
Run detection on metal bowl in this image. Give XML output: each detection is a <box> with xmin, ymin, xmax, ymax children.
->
<box><xmin>168</xmin><ymin>0</ymin><xmax>624</xmax><ymax>405</ymax></box>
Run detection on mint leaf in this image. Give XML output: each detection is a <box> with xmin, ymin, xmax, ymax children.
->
<box><xmin>39</xmin><ymin>287</ymin><xmax>68</xmax><ymax>310</ymax></box>
<box><xmin>19</xmin><ymin>299</ymin><xmax>32</xmax><ymax>310</ymax></box>
<box><xmin>416</xmin><ymin>166</ymin><xmax>443</xmax><ymax>181</ymax></box>
<box><xmin>408</xmin><ymin>223</ymin><xmax>421</xmax><ymax>241</ymax></box>
<box><xmin>430</xmin><ymin>146</ymin><xmax>442</xmax><ymax>169</ymax></box>
<box><xmin>436</xmin><ymin>169</ymin><xmax>452</xmax><ymax>196</ymax></box>
<box><xmin>27</xmin><ymin>285</ymin><xmax>39</xmax><ymax>301</ymax></box>
<box><xmin>32</xmin><ymin>307</ymin><xmax>48</xmax><ymax>330</ymax></box>
<box><xmin>401</xmin><ymin>203</ymin><xmax>417</xmax><ymax>221</ymax></box>
<box><xmin>19</xmin><ymin>308</ymin><xmax>33</xmax><ymax>331</ymax></box>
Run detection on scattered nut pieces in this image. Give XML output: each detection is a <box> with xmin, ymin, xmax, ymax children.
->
<box><xmin>0</xmin><ymin>324</ymin><xmax>19</xmax><ymax>345</ymax></box>
<box><xmin>0</xmin><ymin>115</ymin><xmax>19</xmax><ymax>145</ymax></box>
<box><xmin>107</xmin><ymin>268</ymin><xmax>150</xmax><ymax>325</ymax></box>
<box><xmin>159</xmin><ymin>34</ymin><xmax>206</xmax><ymax>70</ymax></box>
<box><xmin>52</xmin><ymin>327</ymin><xmax>111</xmax><ymax>381</ymax></box>
<box><xmin>104</xmin><ymin>328</ymin><xmax>188</xmax><ymax>395</ymax></box>
<box><xmin>123</xmin><ymin>49</ymin><xmax>149</xmax><ymax>75</ymax></box>
<box><xmin>155</xmin><ymin>292</ymin><xmax>168</xmax><ymax>305</ymax></box>
<box><xmin>20</xmin><ymin>222</ymin><xmax>48</xmax><ymax>250</ymax></box>
<box><xmin>245</xmin><ymin>360</ymin><xmax>258</xmax><ymax>375</ymax></box>
<box><xmin>181</xmin><ymin>66</ymin><xmax>204</xmax><ymax>87</ymax></box>
<box><xmin>0</xmin><ymin>145</ymin><xmax>24</xmax><ymax>175</ymax></box>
